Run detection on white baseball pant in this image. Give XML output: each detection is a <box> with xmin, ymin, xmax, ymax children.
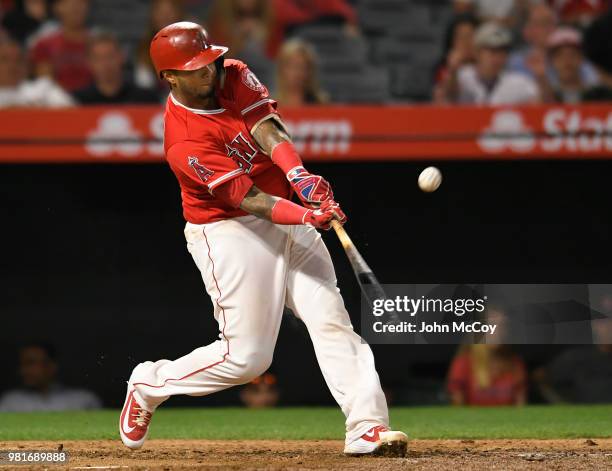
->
<box><xmin>131</xmin><ymin>215</ymin><xmax>389</xmax><ymax>444</ymax></box>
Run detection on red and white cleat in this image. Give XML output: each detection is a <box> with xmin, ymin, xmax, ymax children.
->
<box><xmin>119</xmin><ymin>386</ymin><xmax>153</xmax><ymax>450</ymax></box>
<box><xmin>344</xmin><ymin>425</ymin><xmax>408</xmax><ymax>457</ymax></box>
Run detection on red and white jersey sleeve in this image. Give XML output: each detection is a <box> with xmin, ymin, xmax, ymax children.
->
<box><xmin>221</xmin><ymin>59</ymin><xmax>286</xmax><ymax>134</ymax></box>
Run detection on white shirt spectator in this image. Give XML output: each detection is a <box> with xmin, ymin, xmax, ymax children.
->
<box><xmin>456</xmin><ymin>64</ymin><xmax>540</xmax><ymax>104</ymax></box>
<box><xmin>0</xmin><ymin>383</ymin><xmax>102</xmax><ymax>412</ymax></box>
<box><xmin>0</xmin><ymin>76</ymin><xmax>74</xmax><ymax>108</ymax></box>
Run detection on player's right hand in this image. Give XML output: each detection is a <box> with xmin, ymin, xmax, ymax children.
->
<box><xmin>303</xmin><ymin>200</ymin><xmax>347</xmax><ymax>230</ymax></box>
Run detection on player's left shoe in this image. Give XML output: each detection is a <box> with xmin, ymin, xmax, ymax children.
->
<box><xmin>119</xmin><ymin>364</ymin><xmax>155</xmax><ymax>450</ymax></box>
<box><xmin>344</xmin><ymin>425</ymin><xmax>408</xmax><ymax>457</ymax></box>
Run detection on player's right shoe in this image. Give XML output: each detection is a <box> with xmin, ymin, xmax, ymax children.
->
<box><xmin>344</xmin><ymin>425</ymin><xmax>408</xmax><ymax>457</ymax></box>
<box><xmin>119</xmin><ymin>365</ymin><xmax>154</xmax><ymax>450</ymax></box>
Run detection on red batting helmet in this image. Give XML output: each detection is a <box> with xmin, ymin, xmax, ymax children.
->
<box><xmin>149</xmin><ymin>21</ymin><xmax>228</xmax><ymax>77</ymax></box>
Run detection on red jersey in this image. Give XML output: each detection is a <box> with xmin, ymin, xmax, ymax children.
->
<box><xmin>163</xmin><ymin>59</ymin><xmax>290</xmax><ymax>224</ymax></box>
<box><xmin>447</xmin><ymin>351</ymin><xmax>526</xmax><ymax>406</ymax></box>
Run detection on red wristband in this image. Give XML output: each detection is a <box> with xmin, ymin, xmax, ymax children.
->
<box><xmin>270</xmin><ymin>198</ymin><xmax>309</xmax><ymax>225</ymax></box>
<box><xmin>270</xmin><ymin>141</ymin><xmax>303</xmax><ymax>176</ymax></box>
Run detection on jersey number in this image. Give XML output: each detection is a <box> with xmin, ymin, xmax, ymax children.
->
<box><xmin>225</xmin><ymin>132</ymin><xmax>257</xmax><ymax>173</ymax></box>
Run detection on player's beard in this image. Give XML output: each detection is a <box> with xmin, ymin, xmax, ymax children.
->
<box><xmin>197</xmin><ymin>87</ymin><xmax>215</xmax><ymax>100</ymax></box>
<box><xmin>192</xmin><ymin>79</ymin><xmax>218</xmax><ymax>101</ymax></box>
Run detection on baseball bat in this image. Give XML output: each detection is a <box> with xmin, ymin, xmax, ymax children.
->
<box><xmin>330</xmin><ymin>220</ymin><xmax>400</xmax><ymax>324</ymax></box>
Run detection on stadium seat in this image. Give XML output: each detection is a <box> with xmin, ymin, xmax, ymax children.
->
<box><xmin>389</xmin><ymin>63</ymin><xmax>433</xmax><ymax>101</ymax></box>
<box><xmin>357</xmin><ymin>0</ymin><xmax>415</xmax><ymax>35</ymax></box>
<box><xmin>321</xmin><ymin>68</ymin><xmax>391</xmax><ymax>103</ymax></box>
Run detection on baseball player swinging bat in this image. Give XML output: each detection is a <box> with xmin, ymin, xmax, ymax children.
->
<box><xmin>119</xmin><ymin>21</ymin><xmax>407</xmax><ymax>458</ymax></box>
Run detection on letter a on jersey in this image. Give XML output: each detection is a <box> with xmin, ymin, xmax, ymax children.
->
<box><xmin>188</xmin><ymin>156</ymin><xmax>214</xmax><ymax>182</ymax></box>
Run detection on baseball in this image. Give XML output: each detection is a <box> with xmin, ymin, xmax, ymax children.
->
<box><xmin>418</xmin><ymin>167</ymin><xmax>442</xmax><ymax>192</ymax></box>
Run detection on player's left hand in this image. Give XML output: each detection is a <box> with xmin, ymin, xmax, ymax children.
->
<box><xmin>287</xmin><ymin>166</ymin><xmax>333</xmax><ymax>208</ymax></box>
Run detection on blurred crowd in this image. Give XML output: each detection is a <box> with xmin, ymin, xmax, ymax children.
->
<box><xmin>0</xmin><ymin>0</ymin><xmax>611</xmax><ymax>109</ymax></box>
<box><xmin>434</xmin><ymin>0</ymin><xmax>612</xmax><ymax>104</ymax></box>
<box><xmin>0</xmin><ymin>0</ymin><xmax>353</xmax><ymax>107</ymax></box>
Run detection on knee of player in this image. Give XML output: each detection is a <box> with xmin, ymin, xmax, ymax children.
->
<box><xmin>229</xmin><ymin>351</ymin><xmax>273</xmax><ymax>384</ymax></box>
<box><xmin>305</xmin><ymin>305</ymin><xmax>353</xmax><ymax>332</ymax></box>
<box><xmin>295</xmin><ymin>285</ymin><xmax>344</xmax><ymax>312</ymax></box>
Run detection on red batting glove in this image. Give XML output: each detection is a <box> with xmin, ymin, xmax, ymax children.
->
<box><xmin>287</xmin><ymin>166</ymin><xmax>333</xmax><ymax>208</ymax></box>
<box><xmin>304</xmin><ymin>199</ymin><xmax>347</xmax><ymax>230</ymax></box>
<box><xmin>270</xmin><ymin>198</ymin><xmax>347</xmax><ymax>230</ymax></box>
<box><xmin>326</xmin><ymin>200</ymin><xmax>347</xmax><ymax>226</ymax></box>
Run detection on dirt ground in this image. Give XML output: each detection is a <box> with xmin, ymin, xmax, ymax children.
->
<box><xmin>1</xmin><ymin>439</ymin><xmax>611</xmax><ymax>470</ymax></box>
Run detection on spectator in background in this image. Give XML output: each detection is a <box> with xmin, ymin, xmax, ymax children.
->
<box><xmin>508</xmin><ymin>3</ymin><xmax>558</xmax><ymax>79</ymax></box>
<box><xmin>207</xmin><ymin>0</ymin><xmax>274</xmax><ymax>85</ymax></box>
<box><xmin>582</xmin><ymin>9</ymin><xmax>612</xmax><ymax>101</ymax></box>
<box><xmin>74</xmin><ymin>32</ymin><xmax>158</xmax><ymax>105</ymax></box>
<box><xmin>0</xmin><ymin>38</ymin><xmax>73</xmax><ymax>107</ymax></box>
<box><xmin>447</xmin><ymin>345</ymin><xmax>527</xmax><ymax>406</ymax></box>
<box><xmin>546</xmin><ymin>0</ymin><xmax>610</xmax><ymax>28</ymax></box>
<box><xmin>543</xmin><ymin>27</ymin><xmax>590</xmax><ymax>103</ymax></box>
<box><xmin>240</xmin><ymin>372</ymin><xmax>280</xmax><ymax>408</ymax></box>
<box><xmin>436</xmin><ymin>22</ymin><xmax>540</xmax><ymax>105</ymax></box>
<box><xmin>275</xmin><ymin>39</ymin><xmax>327</xmax><ymax>107</ymax></box>
<box><xmin>29</xmin><ymin>0</ymin><xmax>92</xmax><ymax>92</ymax></box>
<box><xmin>533</xmin><ymin>320</ymin><xmax>612</xmax><ymax>403</ymax></box>
<box><xmin>207</xmin><ymin>0</ymin><xmax>358</xmax><ymax>61</ymax></box>
<box><xmin>433</xmin><ymin>14</ymin><xmax>479</xmax><ymax>99</ymax></box>
<box><xmin>510</xmin><ymin>4</ymin><xmax>598</xmax><ymax>98</ymax></box>
<box><xmin>134</xmin><ymin>0</ymin><xmax>185</xmax><ymax>91</ymax></box>
<box><xmin>1</xmin><ymin>0</ymin><xmax>50</xmax><ymax>45</ymax></box>
<box><xmin>269</xmin><ymin>0</ymin><xmax>358</xmax><ymax>58</ymax></box>
<box><xmin>0</xmin><ymin>342</ymin><xmax>101</xmax><ymax>411</ymax></box>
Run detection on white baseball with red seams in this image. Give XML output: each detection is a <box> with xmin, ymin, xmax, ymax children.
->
<box><xmin>120</xmin><ymin>57</ymin><xmax>401</xmax><ymax>453</ymax></box>
<box><xmin>418</xmin><ymin>166</ymin><xmax>442</xmax><ymax>193</ymax></box>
